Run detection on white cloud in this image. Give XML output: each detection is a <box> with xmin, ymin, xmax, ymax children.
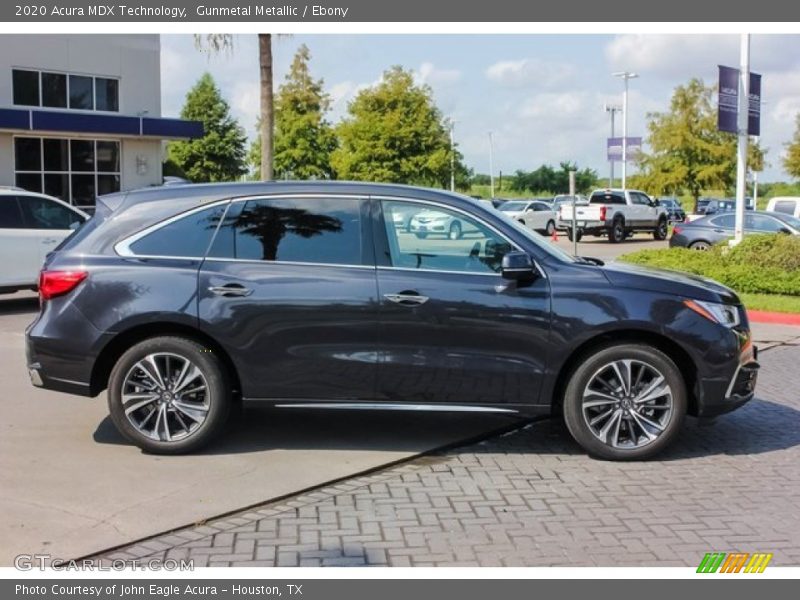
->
<box><xmin>416</xmin><ymin>61</ymin><xmax>462</xmax><ymax>85</ymax></box>
<box><xmin>486</xmin><ymin>58</ymin><xmax>575</xmax><ymax>89</ymax></box>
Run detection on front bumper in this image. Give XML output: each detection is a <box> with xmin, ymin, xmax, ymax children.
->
<box><xmin>695</xmin><ymin>336</ymin><xmax>759</xmax><ymax>417</ymax></box>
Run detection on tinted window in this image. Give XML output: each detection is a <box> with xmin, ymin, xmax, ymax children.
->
<box><xmin>43</xmin><ymin>138</ymin><xmax>69</xmax><ymax>171</ymax></box>
<box><xmin>533</xmin><ymin>202</ymin><xmax>550</xmax><ymax>211</ymax></box>
<box><xmin>710</xmin><ymin>214</ymin><xmax>735</xmax><ymax>228</ymax></box>
<box><xmin>70</xmin><ymin>140</ymin><xmax>94</xmax><ymax>171</ymax></box>
<box><xmin>773</xmin><ymin>200</ymin><xmax>797</xmax><ymax>215</ymax></box>
<box><xmin>746</xmin><ymin>214</ymin><xmax>784</xmax><ymax>232</ymax></box>
<box><xmin>69</xmin><ymin>75</ymin><xmax>93</xmax><ymax>110</ymax></box>
<box><xmin>95</xmin><ymin>78</ymin><xmax>119</xmax><ymax>112</ymax></box>
<box><xmin>12</xmin><ymin>69</ymin><xmax>39</xmax><ymax>105</ymax></box>
<box><xmin>0</xmin><ymin>198</ymin><xmax>24</xmax><ymax>229</ymax></box>
<box><xmin>382</xmin><ymin>200</ymin><xmax>513</xmax><ymax>274</ymax></box>
<box><xmin>41</xmin><ymin>72</ymin><xmax>67</xmax><ymax>108</ymax></box>
<box><xmin>15</xmin><ymin>137</ymin><xmax>41</xmax><ymax>171</ymax></box>
<box><xmin>590</xmin><ymin>192</ymin><xmax>625</xmax><ymax>205</ymax></box>
<box><xmin>18</xmin><ymin>196</ymin><xmax>83</xmax><ymax>230</ymax></box>
<box><xmin>129</xmin><ymin>204</ymin><xmax>227</xmax><ymax>257</ymax></box>
<box><xmin>209</xmin><ymin>197</ymin><xmax>367</xmax><ymax>266</ymax></box>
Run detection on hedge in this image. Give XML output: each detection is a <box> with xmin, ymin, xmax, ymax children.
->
<box><xmin>619</xmin><ymin>234</ymin><xmax>800</xmax><ymax>296</ymax></box>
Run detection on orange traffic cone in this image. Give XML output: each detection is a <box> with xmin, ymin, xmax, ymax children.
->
<box><xmin>551</xmin><ymin>228</ymin><xmax>559</xmax><ymax>242</ymax></box>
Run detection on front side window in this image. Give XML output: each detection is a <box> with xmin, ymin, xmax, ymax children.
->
<box><xmin>128</xmin><ymin>204</ymin><xmax>227</xmax><ymax>258</ymax></box>
<box><xmin>208</xmin><ymin>197</ymin><xmax>368</xmax><ymax>266</ymax></box>
<box><xmin>746</xmin><ymin>214</ymin><xmax>784</xmax><ymax>233</ymax></box>
<box><xmin>18</xmin><ymin>196</ymin><xmax>83</xmax><ymax>230</ymax></box>
<box><xmin>382</xmin><ymin>200</ymin><xmax>513</xmax><ymax>274</ymax></box>
<box><xmin>0</xmin><ymin>199</ymin><xmax>24</xmax><ymax>229</ymax></box>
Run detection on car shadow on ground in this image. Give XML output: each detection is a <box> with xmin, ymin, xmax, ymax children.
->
<box><xmin>0</xmin><ymin>294</ymin><xmax>38</xmax><ymax>316</ymax></box>
<box><xmin>92</xmin><ymin>396</ymin><xmax>799</xmax><ymax>460</ymax></box>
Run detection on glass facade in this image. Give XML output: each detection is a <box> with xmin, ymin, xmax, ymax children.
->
<box><xmin>13</xmin><ymin>136</ymin><xmax>121</xmax><ymax>208</ymax></box>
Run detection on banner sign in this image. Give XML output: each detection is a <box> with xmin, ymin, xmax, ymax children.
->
<box><xmin>718</xmin><ymin>65</ymin><xmax>761</xmax><ymax>136</ymax></box>
<box><xmin>607</xmin><ymin>137</ymin><xmax>642</xmax><ymax>162</ymax></box>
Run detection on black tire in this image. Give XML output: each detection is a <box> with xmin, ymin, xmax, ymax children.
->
<box><xmin>608</xmin><ymin>218</ymin><xmax>625</xmax><ymax>243</ymax></box>
<box><xmin>653</xmin><ymin>218</ymin><xmax>668</xmax><ymax>241</ymax></box>
<box><xmin>415</xmin><ymin>232</ymin><xmax>428</xmax><ymax>239</ymax></box>
<box><xmin>448</xmin><ymin>221</ymin><xmax>462</xmax><ymax>240</ymax></box>
<box><xmin>562</xmin><ymin>343</ymin><xmax>687</xmax><ymax>461</ymax></box>
<box><xmin>545</xmin><ymin>220</ymin><xmax>556</xmax><ymax>236</ymax></box>
<box><xmin>567</xmin><ymin>228</ymin><xmax>583</xmax><ymax>242</ymax></box>
<box><xmin>107</xmin><ymin>336</ymin><xmax>231</xmax><ymax>454</ymax></box>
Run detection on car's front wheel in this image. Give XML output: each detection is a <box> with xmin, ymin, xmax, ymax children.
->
<box><xmin>562</xmin><ymin>343</ymin><xmax>686</xmax><ymax>460</ymax></box>
<box><xmin>107</xmin><ymin>336</ymin><xmax>231</xmax><ymax>454</ymax></box>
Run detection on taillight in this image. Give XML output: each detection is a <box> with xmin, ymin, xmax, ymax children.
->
<box><xmin>672</xmin><ymin>225</ymin><xmax>683</xmax><ymax>236</ymax></box>
<box><xmin>599</xmin><ymin>205</ymin><xmax>607</xmax><ymax>221</ymax></box>
<box><xmin>38</xmin><ymin>270</ymin><xmax>88</xmax><ymax>301</ymax></box>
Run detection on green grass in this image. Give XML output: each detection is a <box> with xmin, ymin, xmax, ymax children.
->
<box><xmin>739</xmin><ymin>293</ymin><xmax>800</xmax><ymax>314</ymax></box>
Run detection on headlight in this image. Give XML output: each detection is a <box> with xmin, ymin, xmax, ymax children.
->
<box><xmin>684</xmin><ymin>299</ymin><xmax>740</xmax><ymax>328</ymax></box>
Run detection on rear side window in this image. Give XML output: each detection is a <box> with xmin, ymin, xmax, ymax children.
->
<box><xmin>128</xmin><ymin>204</ymin><xmax>227</xmax><ymax>258</ymax></box>
<box><xmin>0</xmin><ymin>197</ymin><xmax>24</xmax><ymax>229</ymax></box>
<box><xmin>18</xmin><ymin>195</ymin><xmax>83</xmax><ymax>230</ymax></box>
<box><xmin>710</xmin><ymin>214</ymin><xmax>735</xmax><ymax>228</ymax></box>
<box><xmin>590</xmin><ymin>192</ymin><xmax>625</xmax><ymax>205</ymax></box>
<box><xmin>773</xmin><ymin>200</ymin><xmax>797</xmax><ymax>215</ymax></box>
<box><xmin>208</xmin><ymin>196</ymin><xmax>369</xmax><ymax>266</ymax></box>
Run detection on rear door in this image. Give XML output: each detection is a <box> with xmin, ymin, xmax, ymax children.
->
<box><xmin>0</xmin><ymin>196</ymin><xmax>39</xmax><ymax>288</ymax></box>
<box><xmin>198</xmin><ymin>195</ymin><xmax>379</xmax><ymax>401</ymax></box>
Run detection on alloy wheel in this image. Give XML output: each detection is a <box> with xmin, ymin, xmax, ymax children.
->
<box><xmin>581</xmin><ymin>359</ymin><xmax>674</xmax><ymax>449</ymax></box>
<box><xmin>121</xmin><ymin>353</ymin><xmax>210</xmax><ymax>442</ymax></box>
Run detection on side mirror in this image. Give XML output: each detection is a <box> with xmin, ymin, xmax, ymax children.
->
<box><xmin>501</xmin><ymin>251</ymin><xmax>537</xmax><ymax>281</ymax></box>
<box><xmin>653</xmin><ymin>199</ymin><xmax>660</xmax><ymax>207</ymax></box>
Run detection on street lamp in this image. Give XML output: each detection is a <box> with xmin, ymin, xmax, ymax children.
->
<box><xmin>488</xmin><ymin>131</ymin><xmax>495</xmax><ymax>198</ymax></box>
<box><xmin>604</xmin><ymin>103</ymin><xmax>622</xmax><ymax>187</ymax></box>
<box><xmin>448</xmin><ymin>119</ymin><xmax>457</xmax><ymax>192</ymax></box>
<box><xmin>613</xmin><ymin>71</ymin><xmax>639</xmax><ymax>189</ymax></box>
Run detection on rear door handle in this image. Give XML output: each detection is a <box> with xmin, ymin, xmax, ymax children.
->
<box><xmin>42</xmin><ymin>238</ymin><xmax>59</xmax><ymax>244</ymax></box>
<box><xmin>384</xmin><ymin>292</ymin><xmax>429</xmax><ymax>306</ymax></box>
<box><xmin>208</xmin><ymin>284</ymin><xmax>253</xmax><ymax>297</ymax></box>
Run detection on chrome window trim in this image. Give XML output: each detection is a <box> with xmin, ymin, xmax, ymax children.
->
<box><xmin>372</xmin><ymin>194</ymin><xmax>546</xmax><ymax>279</ymax></box>
<box><xmin>203</xmin><ymin>257</ymin><xmax>376</xmax><ymax>271</ymax></box>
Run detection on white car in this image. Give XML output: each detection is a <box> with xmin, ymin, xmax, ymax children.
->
<box><xmin>0</xmin><ymin>189</ymin><xmax>88</xmax><ymax>293</ymax></box>
<box><xmin>766</xmin><ymin>196</ymin><xmax>800</xmax><ymax>219</ymax></box>
<box><xmin>497</xmin><ymin>200</ymin><xmax>558</xmax><ymax>236</ymax></box>
<box><xmin>409</xmin><ymin>208</ymin><xmax>467</xmax><ymax>239</ymax></box>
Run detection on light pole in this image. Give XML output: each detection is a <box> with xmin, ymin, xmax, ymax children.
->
<box><xmin>488</xmin><ymin>131</ymin><xmax>495</xmax><ymax>198</ymax></box>
<box><xmin>448</xmin><ymin>119</ymin><xmax>456</xmax><ymax>192</ymax></box>
<box><xmin>733</xmin><ymin>34</ymin><xmax>750</xmax><ymax>246</ymax></box>
<box><xmin>613</xmin><ymin>71</ymin><xmax>639</xmax><ymax>189</ymax></box>
<box><xmin>604</xmin><ymin>103</ymin><xmax>622</xmax><ymax>187</ymax></box>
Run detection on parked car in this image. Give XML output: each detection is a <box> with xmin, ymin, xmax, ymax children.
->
<box><xmin>766</xmin><ymin>196</ymin><xmax>800</xmax><ymax>219</ymax></box>
<box><xmin>551</xmin><ymin>195</ymin><xmax>588</xmax><ymax>232</ymax></box>
<box><xmin>670</xmin><ymin>211</ymin><xmax>800</xmax><ymax>250</ymax></box>
<box><xmin>704</xmin><ymin>198</ymin><xmax>754</xmax><ymax>216</ymax></box>
<box><xmin>26</xmin><ymin>181</ymin><xmax>759</xmax><ymax>460</ymax></box>
<box><xmin>1</xmin><ymin>190</ymin><xmax>88</xmax><ymax>294</ymax></box>
<box><xmin>497</xmin><ymin>199</ymin><xmax>557</xmax><ymax>235</ymax></box>
<box><xmin>695</xmin><ymin>198</ymin><xmax>715</xmax><ymax>215</ymax></box>
<box><xmin>391</xmin><ymin>203</ymin><xmax>419</xmax><ymax>232</ymax></box>
<box><xmin>559</xmin><ymin>189</ymin><xmax>669</xmax><ymax>243</ymax></box>
<box><xmin>162</xmin><ymin>176</ymin><xmax>191</xmax><ymax>186</ymax></box>
<box><xmin>409</xmin><ymin>208</ymin><xmax>466</xmax><ymax>239</ymax></box>
<box><xmin>656</xmin><ymin>197</ymin><xmax>686</xmax><ymax>223</ymax></box>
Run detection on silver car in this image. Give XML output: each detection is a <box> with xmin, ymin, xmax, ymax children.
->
<box><xmin>498</xmin><ymin>200</ymin><xmax>558</xmax><ymax>236</ymax></box>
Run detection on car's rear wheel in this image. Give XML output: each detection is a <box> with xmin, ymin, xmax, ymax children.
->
<box><xmin>567</xmin><ymin>228</ymin><xmax>582</xmax><ymax>242</ymax></box>
<box><xmin>107</xmin><ymin>336</ymin><xmax>231</xmax><ymax>454</ymax></box>
<box><xmin>449</xmin><ymin>221</ymin><xmax>462</xmax><ymax>240</ymax></box>
<box><xmin>545</xmin><ymin>220</ymin><xmax>556</xmax><ymax>236</ymax></box>
<box><xmin>562</xmin><ymin>343</ymin><xmax>686</xmax><ymax>460</ymax></box>
<box><xmin>608</xmin><ymin>219</ymin><xmax>625</xmax><ymax>243</ymax></box>
<box><xmin>689</xmin><ymin>240</ymin><xmax>711</xmax><ymax>251</ymax></box>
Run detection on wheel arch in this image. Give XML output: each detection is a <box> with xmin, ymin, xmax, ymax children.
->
<box><xmin>90</xmin><ymin>322</ymin><xmax>242</xmax><ymax>398</ymax></box>
<box><xmin>549</xmin><ymin>329</ymin><xmax>699</xmax><ymax>416</ymax></box>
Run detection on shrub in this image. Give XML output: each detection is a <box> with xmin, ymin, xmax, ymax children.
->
<box><xmin>619</xmin><ymin>234</ymin><xmax>800</xmax><ymax>296</ymax></box>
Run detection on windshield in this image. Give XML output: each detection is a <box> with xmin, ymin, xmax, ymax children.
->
<box><xmin>499</xmin><ymin>201</ymin><xmax>528</xmax><ymax>212</ymax></box>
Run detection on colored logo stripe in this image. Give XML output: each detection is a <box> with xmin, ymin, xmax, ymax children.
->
<box><xmin>697</xmin><ymin>552</ymin><xmax>772</xmax><ymax>573</ymax></box>
<box><xmin>744</xmin><ymin>553</ymin><xmax>773</xmax><ymax>573</ymax></box>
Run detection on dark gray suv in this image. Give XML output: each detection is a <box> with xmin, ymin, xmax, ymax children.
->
<box><xmin>26</xmin><ymin>182</ymin><xmax>759</xmax><ymax>459</ymax></box>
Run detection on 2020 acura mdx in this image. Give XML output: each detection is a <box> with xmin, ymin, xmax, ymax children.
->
<box><xmin>26</xmin><ymin>182</ymin><xmax>758</xmax><ymax>459</ymax></box>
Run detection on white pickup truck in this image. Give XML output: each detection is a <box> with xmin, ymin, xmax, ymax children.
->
<box><xmin>558</xmin><ymin>188</ymin><xmax>669</xmax><ymax>243</ymax></box>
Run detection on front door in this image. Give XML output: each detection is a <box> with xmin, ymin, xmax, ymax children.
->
<box><xmin>374</xmin><ymin>198</ymin><xmax>551</xmax><ymax>408</ymax></box>
<box><xmin>198</xmin><ymin>195</ymin><xmax>379</xmax><ymax>401</ymax></box>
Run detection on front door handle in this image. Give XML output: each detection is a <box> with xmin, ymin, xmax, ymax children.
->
<box><xmin>383</xmin><ymin>292</ymin><xmax>429</xmax><ymax>306</ymax></box>
<box><xmin>208</xmin><ymin>284</ymin><xmax>253</xmax><ymax>297</ymax></box>
<box><xmin>42</xmin><ymin>238</ymin><xmax>59</xmax><ymax>244</ymax></box>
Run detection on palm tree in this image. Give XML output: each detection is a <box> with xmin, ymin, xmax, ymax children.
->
<box><xmin>194</xmin><ymin>34</ymin><xmax>274</xmax><ymax>181</ymax></box>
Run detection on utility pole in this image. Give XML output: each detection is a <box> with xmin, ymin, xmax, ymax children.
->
<box><xmin>605</xmin><ymin>104</ymin><xmax>622</xmax><ymax>187</ymax></box>
<box><xmin>569</xmin><ymin>170</ymin><xmax>578</xmax><ymax>256</ymax></box>
<box><xmin>733</xmin><ymin>34</ymin><xmax>750</xmax><ymax>246</ymax></box>
<box><xmin>488</xmin><ymin>131</ymin><xmax>495</xmax><ymax>198</ymax></box>
<box><xmin>613</xmin><ymin>71</ymin><xmax>639</xmax><ymax>189</ymax></box>
<box><xmin>448</xmin><ymin>119</ymin><xmax>456</xmax><ymax>192</ymax></box>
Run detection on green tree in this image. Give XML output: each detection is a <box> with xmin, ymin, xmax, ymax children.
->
<box><xmin>195</xmin><ymin>33</ymin><xmax>275</xmax><ymax>181</ymax></box>
<box><xmin>331</xmin><ymin>66</ymin><xmax>467</xmax><ymax>188</ymax></box>
<box><xmin>785</xmin><ymin>115</ymin><xmax>800</xmax><ymax>180</ymax></box>
<box><xmin>636</xmin><ymin>79</ymin><xmax>764</xmax><ymax>211</ymax></box>
<box><xmin>167</xmin><ymin>73</ymin><xmax>247</xmax><ymax>182</ymax></box>
<box><xmin>250</xmin><ymin>44</ymin><xmax>336</xmax><ymax>179</ymax></box>
<box><xmin>510</xmin><ymin>162</ymin><xmax>597</xmax><ymax>194</ymax></box>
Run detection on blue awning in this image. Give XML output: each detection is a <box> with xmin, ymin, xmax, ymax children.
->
<box><xmin>0</xmin><ymin>108</ymin><xmax>202</xmax><ymax>139</ymax></box>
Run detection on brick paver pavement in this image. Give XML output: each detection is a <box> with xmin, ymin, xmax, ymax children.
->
<box><xmin>94</xmin><ymin>342</ymin><xmax>800</xmax><ymax>567</ymax></box>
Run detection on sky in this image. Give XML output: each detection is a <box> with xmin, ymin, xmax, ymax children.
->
<box><xmin>160</xmin><ymin>34</ymin><xmax>800</xmax><ymax>182</ymax></box>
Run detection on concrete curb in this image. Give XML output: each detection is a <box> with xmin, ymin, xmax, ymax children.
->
<box><xmin>748</xmin><ymin>309</ymin><xmax>800</xmax><ymax>326</ymax></box>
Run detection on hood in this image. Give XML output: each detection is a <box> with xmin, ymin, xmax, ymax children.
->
<box><xmin>601</xmin><ymin>261</ymin><xmax>740</xmax><ymax>305</ymax></box>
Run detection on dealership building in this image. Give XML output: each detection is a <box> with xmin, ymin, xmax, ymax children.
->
<box><xmin>0</xmin><ymin>34</ymin><xmax>201</xmax><ymax>209</ymax></box>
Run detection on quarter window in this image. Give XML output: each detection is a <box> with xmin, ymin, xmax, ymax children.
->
<box><xmin>128</xmin><ymin>204</ymin><xmax>228</xmax><ymax>258</ymax></box>
<box><xmin>382</xmin><ymin>200</ymin><xmax>513</xmax><ymax>274</ymax></box>
<box><xmin>208</xmin><ymin>197</ymin><xmax>368</xmax><ymax>267</ymax></box>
